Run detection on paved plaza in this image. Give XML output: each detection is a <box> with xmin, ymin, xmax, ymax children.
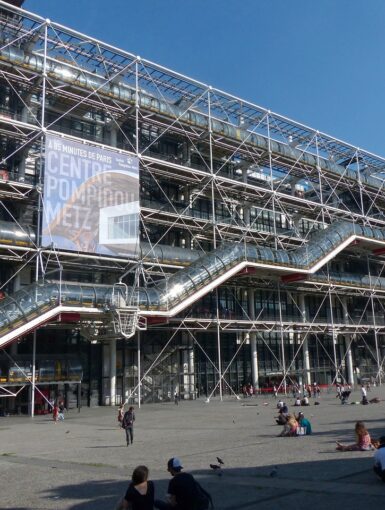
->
<box><xmin>1</xmin><ymin>387</ymin><xmax>385</xmax><ymax>509</ymax></box>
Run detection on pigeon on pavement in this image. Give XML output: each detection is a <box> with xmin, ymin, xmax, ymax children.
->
<box><xmin>269</xmin><ymin>466</ymin><xmax>278</xmax><ymax>477</ymax></box>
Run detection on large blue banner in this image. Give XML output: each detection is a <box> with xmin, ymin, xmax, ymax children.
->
<box><xmin>42</xmin><ymin>134</ymin><xmax>139</xmax><ymax>258</ymax></box>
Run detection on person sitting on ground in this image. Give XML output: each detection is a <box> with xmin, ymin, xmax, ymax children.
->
<box><xmin>340</xmin><ymin>389</ymin><xmax>351</xmax><ymax>404</ymax></box>
<box><xmin>278</xmin><ymin>414</ymin><xmax>298</xmax><ymax>437</ymax></box>
<box><xmin>116</xmin><ymin>465</ymin><xmax>154</xmax><ymax>510</ymax></box>
<box><xmin>296</xmin><ymin>412</ymin><xmax>312</xmax><ymax>435</ymax></box>
<box><xmin>294</xmin><ymin>397</ymin><xmax>301</xmax><ymax>407</ymax></box>
<box><xmin>374</xmin><ymin>436</ymin><xmax>385</xmax><ymax>482</ymax></box>
<box><xmin>154</xmin><ymin>457</ymin><xmax>211</xmax><ymax>510</ymax></box>
<box><xmin>276</xmin><ymin>403</ymin><xmax>289</xmax><ymax>425</ymax></box>
<box><xmin>301</xmin><ymin>396</ymin><xmax>309</xmax><ymax>406</ymax></box>
<box><xmin>361</xmin><ymin>384</ymin><xmax>368</xmax><ymax>405</ymax></box>
<box><xmin>336</xmin><ymin>421</ymin><xmax>374</xmax><ymax>451</ymax></box>
<box><xmin>276</xmin><ymin>399</ymin><xmax>284</xmax><ymax>410</ymax></box>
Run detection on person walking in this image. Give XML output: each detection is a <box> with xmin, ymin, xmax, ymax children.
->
<box><xmin>52</xmin><ymin>402</ymin><xmax>59</xmax><ymax>424</ymax></box>
<box><xmin>122</xmin><ymin>406</ymin><xmax>135</xmax><ymax>446</ymax></box>
<box><xmin>118</xmin><ymin>404</ymin><xmax>125</xmax><ymax>426</ymax></box>
<box><xmin>58</xmin><ymin>400</ymin><xmax>65</xmax><ymax>421</ymax></box>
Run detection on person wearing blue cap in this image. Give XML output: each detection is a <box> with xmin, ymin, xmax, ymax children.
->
<box><xmin>374</xmin><ymin>436</ymin><xmax>385</xmax><ymax>482</ymax></box>
<box><xmin>154</xmin><ymin>457</ymin><xmax>211</xmax><ymax>510</ymax></box>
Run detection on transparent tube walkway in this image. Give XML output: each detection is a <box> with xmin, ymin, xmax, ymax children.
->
<box><xmin>1</xmin><ymin>220</ymin><xmax>385</xmax><ymax>347</ymax></box>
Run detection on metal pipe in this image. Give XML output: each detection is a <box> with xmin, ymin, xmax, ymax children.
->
<box><xmin>0</xmin><ymin>44</ymin><xmax>382</xmax><ymax>192</ymax></box>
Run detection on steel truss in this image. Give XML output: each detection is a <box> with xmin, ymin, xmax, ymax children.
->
<box><xmin>0</xmin><ymin>1</ymin><xmax>385</xmax><ymax>406</ymax></box>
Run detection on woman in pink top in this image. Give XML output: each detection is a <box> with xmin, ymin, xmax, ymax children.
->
<box><xmin>336</xmin><ymin>421</ymin><xmax>373</xmax><ymax>451</ymax></box>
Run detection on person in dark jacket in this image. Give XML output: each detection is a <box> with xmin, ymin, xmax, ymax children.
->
<box><xmin>374</xmin><ymin>436</ymin><xmax>385</xmax><ymax>482</ymax></box>
<box><xmin>154</xmin><ymin>457</ymin><xmax>204</xmax><ymax>510</ymax></box>
<box><xmin>276</xmin><ymin>403</ymin><xmax>289</xmax><ymax>425</ymax></box>
<box><xmin>116</xmin><ymin>465</ymin><xmax>155</xmax><ymax>510</ymax></box>
<box><xmin>122</xmin><ymin>406</ymin><xmax>135</xmax><ymax>446</ymax></box>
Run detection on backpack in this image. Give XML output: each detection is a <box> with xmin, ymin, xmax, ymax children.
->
<box><xmin>194</xmin><ymin>481</ymin><xmax>214</xmax><ymax>510</ymax></box>
<box><xmin>122</xmin><ymin>411</ymin><xmax>134</xmax><ymax>428</ymax></box>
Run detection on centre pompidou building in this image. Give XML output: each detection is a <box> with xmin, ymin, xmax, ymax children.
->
<box><xmin>0</xmin><ymin>0</ymin><xmax>384</xmax><ymax>413</ymax></box>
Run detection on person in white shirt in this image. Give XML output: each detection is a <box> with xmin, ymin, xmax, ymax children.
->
<box><xmin>374</xmin><ymin>436</ymin><xmax>385</xmax><ymax>482</ymax></box>
<box><xmin>361</xmin><ymin>385</ymin><xmax>369</xmax><ymax>405</ymax></box>
<box><xmin>276</xmin><ymin>399</ymin><xmax>284</xmax><ymax>410</ymax></box>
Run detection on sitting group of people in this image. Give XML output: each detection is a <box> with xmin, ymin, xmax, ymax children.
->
<box><xmin>278</xmin><ymin>412</ymin><xmax>312</xmax><ymax>437</ymax></box>
<box><xmin>275</xmin><ymin>401</ymin><xmax>312</xmax><ymax>437</ymax></box>
<box><xmin>293</xmin><ymin>396</ymin><xmax>312</xmax><ymax>406</ymax></box>
<box><xmin>116</xmin><ymin>458</ymin><xmax>212</xmax><ymax>510</ymax></box>
<box><xmin>276</xmin><ymin>395</ymin><xmax>316</xmax><ymax>408</ymax></box>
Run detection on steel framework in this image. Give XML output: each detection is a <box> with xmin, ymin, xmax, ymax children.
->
<box><xmin>0</xmin><ymin>1</ymin><xmax>385</xmax><ymax>408</ymax></box>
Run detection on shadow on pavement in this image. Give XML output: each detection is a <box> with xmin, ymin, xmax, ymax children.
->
<box><xmin>41</xmin><ymin>456</ymin><xmax>385</xmax><ymax>510</ymax></box>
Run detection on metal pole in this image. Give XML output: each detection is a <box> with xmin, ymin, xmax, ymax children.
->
<box><xmin>366</xmin><ymin>255</ymin><xmax>382</xmax><ymax>385</ymax></box>
<box><xmin>137</xmin><ymin>330</ymin><xmax>141</xmax><ymax>408</ymax></box>
<box><xmin>31</xmin><ymin>330</ymin><xmax>36</xmax><ymax>417</ymax></box>
<box><xmin>31</xmin><ymin>18</ymin><xmax>50</xmax><ymax>419</ymax></box>
<box><xmin>341</xmin><ymin>296</ymin><xmax>354</xmax><ymax>386</ymax></box>
<box><xmin>299</xmin><ymin>294</ymin><xmax>311</xmax><ymax>385</ymax></box>
<box><xmin>135</xmin><ymin>59</ymin><xmax>139</xmax><ymax>155</ymax></box>
<box><xmin>248</xmin><ymin>288</ymin><xmax>259</xmax><ymax>388</ymax></box>
<box><xmin>207</xmin><ymin>88</ymin><xmax>222</xmax><ymax>401</ymax></box>
<box><xmin>216</xmin><ymin>307</ymin><xmax>223</xmax><ymax>401</ymax></box>
<box><xmin>328</xmin><ymin>287</ymin><xmax>340</xmax><ymax>384</ymax></box>
<box><xmin>356</xmin><ymin>151</ymin><xmax>365</xmax><ymax>217</ymax></box>
<box><xmin>277</xmin><ymin>283</ymin><xmax>287</xmax><ymax>394</ymax></box>
<box><xmin>315</xmin><ymin>133</ymin><xmax>326</xmax><ymax>228</ymax></box>
<box><xmin>41</xmin><ymin>20</ymin><xmax>49</xmax><ymax>129</ymax></box>
<box><xmin>370</xmin><ymin>286</ymin><xmax>381</xmax><ymax>385</ymax></box>
<box><xmin>268</xmin><ymin>114</ymin><xmax>286</xmax><ymax>393</ymax></box>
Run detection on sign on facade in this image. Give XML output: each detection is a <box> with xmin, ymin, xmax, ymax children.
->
<box><xmin>42</xmin><ymin>133</ymin><xmax>140</xmax><ymax>258</ymax></box>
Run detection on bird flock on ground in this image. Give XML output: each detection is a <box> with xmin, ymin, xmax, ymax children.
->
<box><xmin>210</xmin><ymin>456</ymin><xmax>225</xmax><ymax>475</ymax></box>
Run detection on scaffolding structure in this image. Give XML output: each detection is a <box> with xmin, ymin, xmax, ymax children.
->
<box><xmin>1</xmin><ymin>1</ymin><xmax>385</xmax><ymax>409</ymax></box>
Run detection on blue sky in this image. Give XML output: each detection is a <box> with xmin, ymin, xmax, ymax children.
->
<box><xmin>24</xmin><ymin>0</ymin><xmax>385</xmax><ymax>157</ymax></box>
